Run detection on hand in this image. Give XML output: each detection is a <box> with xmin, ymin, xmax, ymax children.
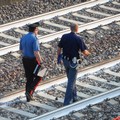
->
<box><xmin>57</xmin><ymin>54</ymin><xmax>62</xmax><ymax>64</ymax></box>
<box><xmin>82</xmin><ymin>50</ymin><xmax>91</xmax><ymax>56</ymax></box>
<box><xmin>38</xmin><ymin>56</ymin><xmax>44</xmax><ymax>65</ymax></box>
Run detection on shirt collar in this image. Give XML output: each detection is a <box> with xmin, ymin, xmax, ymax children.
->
<box><xmin>71</xmin><ymin>32</ymin><xmax>76</xmax><ymax>34</ymax></box>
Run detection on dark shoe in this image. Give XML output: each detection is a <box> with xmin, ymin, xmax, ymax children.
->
<box><xmin>73</xmin><ymin>98</ymin><xmax>78</xmax><ymax>103</ymax></box>
<box><xmin>26</xmin><ymin>96</ymin><xmax>30</xmax><ymax>102</ymax></box>
<box><xmin>25</xmin><ymin>92</ymin><xmax>35</xmax><ymax>102</ymax></box>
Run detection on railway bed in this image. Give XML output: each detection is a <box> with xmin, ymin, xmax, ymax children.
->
<box><xmin>0</xmin><ymin>59</ymin><xmax>120</xmax><ymax>120</ymax></box>
<box><xmin>0</xmin><ymin>0</ymin><xmax>120</xmax><ymax>119</ymax></box>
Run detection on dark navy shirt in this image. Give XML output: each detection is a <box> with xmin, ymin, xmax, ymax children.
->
<box><xmin>58</xmin><ymin>32</ymin><xmax>87</xmax><ymax>59</ymax></box>
<box><xmin>20</xmin><ymin>32</ymin><xmax>40</xmax><ymax>58</ymax></box>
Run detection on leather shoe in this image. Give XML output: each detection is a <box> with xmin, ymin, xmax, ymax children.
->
<box><xmin>25</xmin><ymin>92</ymin><xmax>35</xmax><ymax>102</ymax></box>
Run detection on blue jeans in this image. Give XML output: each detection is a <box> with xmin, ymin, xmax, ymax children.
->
<box><xmin>63</xmin><ymin>59</ymin><xmax>78</xmax><ymax>105</ymax></box>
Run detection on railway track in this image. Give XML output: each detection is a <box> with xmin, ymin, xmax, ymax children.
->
<box><xmin>0</xmin><ymin>0</ymin><xmax>120</xmax><ymax>119</ymax></box>
<box><xmin>0</xmin><ymin>0</ymin><xmax>120</xmax><ymax>56</ymax></box>
<box><xmin>0</xmin><ymin>14</ymin><xmax>120</xmax><ymax>56</ymax></box>
<box><xmin>0</xmin><ymin>19</ymin><xmax>120</xmax><ymax>98</ymax></box>
<box><xmin>0</xmin><ymin>0</ymin><xmax>112</xmax><ymax>32</ymax></box>
<box><xmin>0</xmin><ymin>59</ymin><xmax>120</xmax><ymax>120</ymax></box>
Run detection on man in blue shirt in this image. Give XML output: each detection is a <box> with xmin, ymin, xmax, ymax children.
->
<box><xmin>57</xmin><ymin>23</ymin><xmax>90</xmax><ymax>106</ymax></box>
<box><xmin>20</xmin><ymin>24</ymin><xmax>43</xmax><ymax>102</ymax></box>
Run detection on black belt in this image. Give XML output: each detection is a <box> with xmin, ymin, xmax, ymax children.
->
<box><xmin>63</xmin><ymin>56</ymin><xmax>79</xmax><ymax>61</ymax></box>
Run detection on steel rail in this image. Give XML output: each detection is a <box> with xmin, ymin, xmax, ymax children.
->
<box><xmin>0</xmin><ymin>14</ymin><xmax>120</xmax><ymax>56</ymax></box>
<box><xmin>30</xmin><ymin>87</ymin><xmax>120</xmax><ymax>120</ymax></box>
<box><xmin>38</xmin><ymin>14</ymin><xmax>120</xmax><ymax>43</ymax></box>
<box><xmin>0</xmin><ymin>58</ymin><xmax>120</xmax><ymax>103</ymax></box>
<box><xmin>0</xmin><ymin>0</ymin><xmax>110</xmax><ymax>32</ymax></box>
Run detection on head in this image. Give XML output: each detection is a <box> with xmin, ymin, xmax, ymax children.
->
<box><xmin>70</xmin><ymin>23</ymin><xmax>79</xmax><ymax>33</ymax></box>
<box><xmin>28</xmin><ymin>24</ymin><xmax>39</xmax><ymax>35</ymax></box>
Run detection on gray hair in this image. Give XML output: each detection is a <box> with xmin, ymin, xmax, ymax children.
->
<box><xmin>70</xmin><ymin>23</ymin><xmax>78</xmax><ymax>32</ymax></box>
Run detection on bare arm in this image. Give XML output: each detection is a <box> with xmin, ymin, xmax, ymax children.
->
<box><xmin>34</xmin><ymin>51</ymin><xmax>43</xmax><ymax>64</ymax></box>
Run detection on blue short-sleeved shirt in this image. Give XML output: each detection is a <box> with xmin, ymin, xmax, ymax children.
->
<box><xmin>20</xmin><ymin>32</ymin><xmax>40</xmax><ymax>58</ymax></box>
<box><xmin>58</xmin><ymin>32</ymin><xmax>87</xmax><ymax>59</ymax></box>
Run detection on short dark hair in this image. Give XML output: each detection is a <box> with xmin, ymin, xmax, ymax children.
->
<box><xmin>28</xmin><ymin>24</ymin><xmax>39</xmax><ymax>32</ymax></box>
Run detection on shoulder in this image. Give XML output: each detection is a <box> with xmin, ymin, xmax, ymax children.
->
<box><xmin>20</xmin><ymin>34</ymin><xmax>26</xmax><ymax>42</ymax></box>
<box><xmin>21</xmin><ymin>33</ymin><xmax>30</xmax><ymax>39</ymax></box>
<box><xmin>61</xmin><ymin>33</ymin><xmax>71</xmax><ymax>39</ymax></box>
<box><xmin>76</xmin><ymin>34</ymin><xmax>84</xmax><ymax>41</ymax></box>
<box><xmin>62</xmin><ymin>33</ymin><xmax>69</xmax><ymax>37</ymax></box>
<box><xmin>28</xmin><ymin>33</ymin><xmax>37</xmax><ymax>41</ymax></box>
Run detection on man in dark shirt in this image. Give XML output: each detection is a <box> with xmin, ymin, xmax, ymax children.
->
<box><xmin>20</xmin><ymin>24</ymin><xmax>43</xmax><ymax>102</ymax></box>
<box><xmin>57</xmin><ymin>23</ymin><xmax>90</xmax><ymax>106</ymax></box>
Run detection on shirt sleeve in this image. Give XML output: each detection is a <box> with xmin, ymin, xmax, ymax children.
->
<box><xmin>33</xmin><ymin>37</ymin><xmax>40</xmax><ymax>51</ymax></box>
<box><xmin>19</xmin><ymin>38</ymin><xmax>23</xmax><ymax>50</ymax></box>
<box><xmin>79</xmin><ymin>37</ymin><xmax>88</xmax><ymax>51</ymax></box>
